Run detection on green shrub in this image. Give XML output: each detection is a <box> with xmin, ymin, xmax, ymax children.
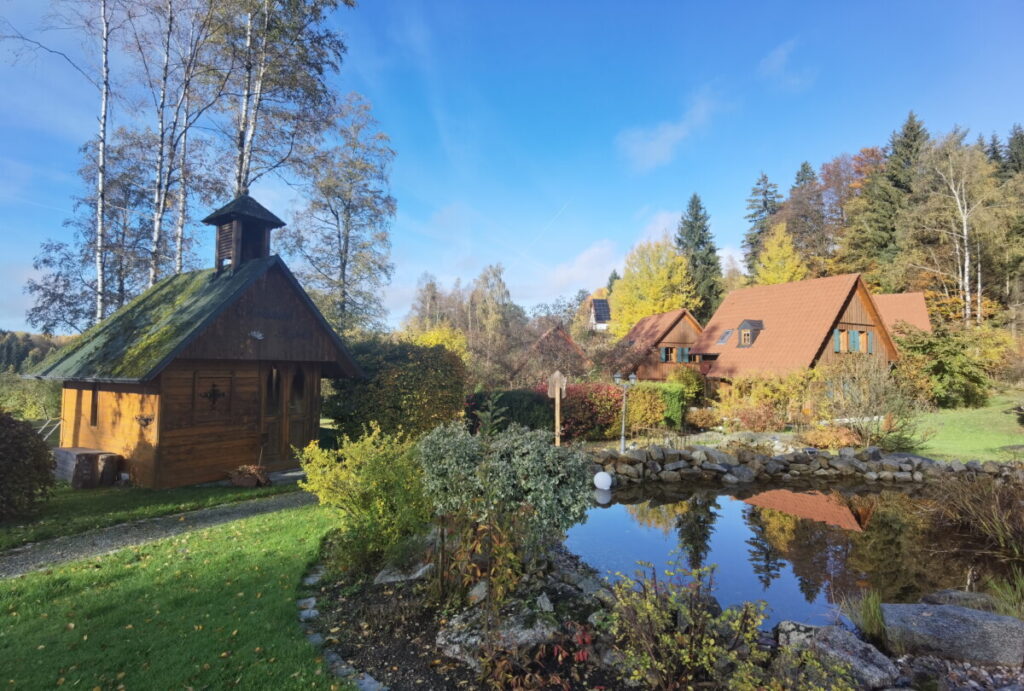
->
<box><xmin>298</xmin><ymin>425</ymin><xmax>431</xmax><ymax>574</ymax></box>
<box><xmin>815</xmin><ymin>356</ymin><xmax>928</xmax><ymax>451</ymax></box>
<box><xmin>0</xmin><ymin>410</ymin><xmax>54</xmax><ymax>519</ymax></box>
<box><xmin>894</xmin><ymin>325</ymin><xmax>998</xmax><ymax>408</ymax></box>
<box><xmin>324</xmin><ymin>338</ymin><xmax>466</xmax><ymax>439</ymax></box>
<box><xmin>539</xmin><ymin>382</ymin><xmax>622</xmax><ymax>441</ymax></box>
<box><xmin>687</xmin><ymin>407</ymin><xmax>722</xmax><ymax>430</ymax></box>
<box><xmin>627</xmin><ymin>383</ymin><xmax>668</xmax><ymax>432</ymax></box>
<box><xmin>715</xmin><ymin>370</ymin><xmax>820</xmax><ymax>432</ymax></box>
<box><xmin>0</xmin><ymin>374</ymin><xmax>61</xmax><ymax>421</ymax></box>
<box><xmin>465</xmin><ymin>389</ymin><xmax>553</xmax><ymax>433</ymax></box>
<box><xmin>667</xmin><ymin>365</ymin><xmax>705</xmax><ymax>405</ymax></box>
<box><xmin>418</xmin><ymin>422</ymin><xmax>591</xmax><ymax>603</ymax></box>
<box><xmin>609</xmin><ymin>563</ymin><xmax>769</xmax><ymax>689</ymax></box>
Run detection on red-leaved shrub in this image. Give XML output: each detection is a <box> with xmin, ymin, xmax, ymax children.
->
<box><xmin>534</xmin><ymin>382</ymin><xmax>623</xmax><ymax>441</ymax></box>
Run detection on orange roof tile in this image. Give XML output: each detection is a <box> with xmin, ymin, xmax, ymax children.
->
<box><xmin>691</xmin><ymin>274</ymin><xmax>861</xmax><ymax>379</ymax></box>
<box><xmin>742</xmin><ymin>489</ymin><xmax>863</xmax><ymax>532</ymax></box>
<box><xmin>873</xmin><ymin>292</ymin><xmax>932</xmax><ymax>333</ymax></box>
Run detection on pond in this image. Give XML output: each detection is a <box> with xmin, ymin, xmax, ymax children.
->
<box><xmin>565</xmin><ymin>483</ymin><xmax>987</xmax><ymax>628</ymax></box>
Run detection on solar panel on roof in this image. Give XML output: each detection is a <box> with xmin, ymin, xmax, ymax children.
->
<box><xmin>591</xmin><ymin>299</ymin><xmax>610</xmax><ymax>323</ymax></box>
<box><xmin>716</xmin><ymin>329</ymin><xmax>733</xmax><ymax>344</ymax></box>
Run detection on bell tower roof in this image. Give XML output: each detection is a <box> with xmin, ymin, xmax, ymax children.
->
<box><xmin>201</xmin><ymin>194</ymin><xmax>286</xmax><ymax>229</ymax></box>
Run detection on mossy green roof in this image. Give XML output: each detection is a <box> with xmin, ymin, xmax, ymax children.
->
<box><xmin>30</xmin><ymin>257</ymin><xmax>277</xmax><ymax>382</ymax></box>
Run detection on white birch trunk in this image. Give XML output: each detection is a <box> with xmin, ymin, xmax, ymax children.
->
<box><xmin>148</xmin><ymin>0</ymin><xmax>174</xmax><ymax>288</ymax></box>
<box><xmin>94</xmin><ymin>0</ymin><xmax>111</xmax><ymax>324</ymax></box>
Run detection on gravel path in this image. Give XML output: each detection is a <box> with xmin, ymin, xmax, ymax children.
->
<box><xmin>0</xmin><ymin>491</ymin><xmax>317</xmax><ymax>579</ymax></box>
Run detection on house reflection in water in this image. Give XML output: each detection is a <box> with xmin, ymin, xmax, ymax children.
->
<box><xmin>567</xmin><ymin>483</ymin><xmax>974</xmax><ymax>626</ymax></box>
<box><xmin>740</xmin><ymin>489</ymin><xmax>863</xmax><ymax>532</ymax></box>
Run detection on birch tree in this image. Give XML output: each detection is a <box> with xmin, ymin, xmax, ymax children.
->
<box><xmin>905</xmin><ymin>132</ymin><xmax>1010</xmax><ymax>323</ymax></box>
<box><xmin>220</xmin><ymin>0</ymin><xmax>351</xmax><ymax>195</ymax></box>
<box><xmin>1</xmin><ymin>0</ymin><xmax>119</xmax><ymax>323</ymax></box>
<box><xmin>278</xmin><ymin>95</ymin><xmax>396</xmax><ymax>336</ymax></box>
<box><xmin>123</xmin><ymin>0</ymin><xmax>230</xmax><ymax>285</ymax></box>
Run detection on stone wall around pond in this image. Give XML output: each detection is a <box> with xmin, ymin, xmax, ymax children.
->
<box><xmin>590</xmin><ymin>444</ymin><xmax>1024</xmax><ymax>488</ymax></box>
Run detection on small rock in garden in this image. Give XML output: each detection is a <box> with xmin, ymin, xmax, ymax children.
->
<box><xmin>731</xmin><ymin>466</ymin><xmax>756</xmax><ymax>483</ymax></box>
<box><xmin>468</xmin><ymin>579</ymin><xmax>489</xmax><ymax>604</ymax></box>
<box><xmin>306</xmin><ymin>632</ymin><xmax>324</xmax><ymax>646</ymax></box>
<box><xmin>536</xmin><ymin>592</ymin><xmax>554</xmax><ymax>612</ymax></box>
<box><xmin>373</xmin><ymin>562</ymin><xmax>434</xmax><ymax>585</ymax></box>
<box><xmin>296</xmin><ymin>597</ymin><xmax>317</xmax><ymax>610</ymax></box>
<box><xmin>302</xmin><ymin>570</ymin><xmax>324</xmax><ymax>586</ymax></box>
<box><xmin>809</xmin><ymin>625</ymin><xmax>899</xmax><ymax>689</ymax></box>
<box><xmin>298</xmin><ymin>608</ymin><xmax>319</xmax><ymax>621</ymax></box>
<box><xmin>775</xmin><ymin>620</ymin><xmax>819</xmax><ymax>648</ymax></box>
<box><xmin>722</xmin><ymin>473</ymin><xmax>739</xmax><ymax>484</ymax></box>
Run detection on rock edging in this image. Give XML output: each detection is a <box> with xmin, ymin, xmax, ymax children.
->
<box><xmin>590</xmin><ymin>444</ymin><xmax>1024</xmax><ymax>488</ymax></box>
<box><xmin>297</xmin><ymin>564</ymin><xmax>388</xmax><ymax>691</ymax></box>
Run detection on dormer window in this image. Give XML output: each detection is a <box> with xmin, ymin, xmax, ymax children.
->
<box><xmin>736</xmin><ymin>319</ymin><xmax>763</xmax><ymax>348</ymax></box>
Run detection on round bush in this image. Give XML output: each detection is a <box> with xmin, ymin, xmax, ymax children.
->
<box><xmin>0</xmin><ymin>410</ymin><xmax>54</xmax><ymax>519</ymax></box>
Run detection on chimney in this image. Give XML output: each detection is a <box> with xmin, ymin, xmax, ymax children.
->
<box><xmin>201</xmin><ymin>194</ymin><xmax>286</xmax><ymax>272</ymax></box>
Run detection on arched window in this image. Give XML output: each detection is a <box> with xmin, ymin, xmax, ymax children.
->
<box><xmin>265</xmin><ymin>366</ymin><xmax>281</xmax><ymax>415</ymax></box>
<box><xmin>289</xmin><ymin>367</ymin><xmax>306</xmax><ymax>414</ymax></box>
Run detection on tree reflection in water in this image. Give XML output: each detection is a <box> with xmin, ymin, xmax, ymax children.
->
<box><xmin>620</xmin><ymin>485</ymin><xmax>984</xmax><ymax>610</ymax></box>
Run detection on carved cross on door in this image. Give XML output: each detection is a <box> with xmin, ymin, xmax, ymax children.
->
<box><xmin>200</xmin><ymin>382</ymin><xmax>227</xmax><ymax>409</ymax></box>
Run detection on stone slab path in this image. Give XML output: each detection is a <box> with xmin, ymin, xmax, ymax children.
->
<box><xmin>0</xmin><ymin>491</ymin><xmax>317</xmax><ymax>579</ymax></box>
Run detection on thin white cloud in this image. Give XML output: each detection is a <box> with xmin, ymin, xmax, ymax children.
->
<box><xmin>637</xmin><ymin>209</ymin><xmax>679</xmax><ymax>244</ymax></box>
<box><xmin>757</xmin><ymin>39</ymin><xmax>816</xmax><ymax>92</ymax></box>
<box><xmin>545</xmin><ymin>239</ymin><xmax>619</xmax><ymax>296</ymax></box>
<box><xmin>616</xmin><ymin>91</ymin><xmax>717</xmax><ymax>173</ymax></box>
<box><xmin>717</xmin><ymin>245</ymin><xmax>746</xmax><ymax>273</ymax></box>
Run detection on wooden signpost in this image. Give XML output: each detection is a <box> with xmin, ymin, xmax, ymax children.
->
<box><xmin>547</xmin><ymin>370</ymin><xmax>568</xmax><ymax>446</ymax></box>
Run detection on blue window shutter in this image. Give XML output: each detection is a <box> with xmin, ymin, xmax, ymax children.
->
<box><xmin>833</xmin><ymin>329</ymin><xmax>841</xmax><ymax>353</ymax></box>
<box><xmin>867</xmin><ymin>331</ymin><xmax>874</xmax><ymax>354</ymax></box>
<box><xmin>850</xmin><ymin>331</ymin><xmax>860</xmax><ymax>352</ymax></box>
<box><xmin>660</xmin><ymin>347</ymin><xmax>667</xmax><ymax>362</ymax></box>
<box><xmin>680</xmin><ymin>347</ymin><xmax>690</xmax><ymax>362</ymax></box>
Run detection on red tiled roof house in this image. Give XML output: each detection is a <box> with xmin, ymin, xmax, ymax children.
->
<box><xmin>689</xmin><ymin>274</ymin><xmax>908</xmax><ymax>382</ymax></box>
<box><xmin>621</xmin><ymin>308</ymin><xmax>703</xmax><ymax>381</ymax></box>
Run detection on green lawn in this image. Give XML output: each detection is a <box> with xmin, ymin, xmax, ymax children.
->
<box><xmin>0</xmin><ymin>482</ymin><xmax>299</xmax><ymax>552</ymax></box>
<box><xmin>0</xmin><ymin>504</ymin><xmax>343</xmax><ymax>689</ymax></box>
<box><xmin>919</xmin><ymin>391</ymin><xmax>1024</xmax><ymax>462</ymax></box>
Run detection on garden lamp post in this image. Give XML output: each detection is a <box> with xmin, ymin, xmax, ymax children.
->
<box><xmin>613</xmin><ymin>372</ymin><xmax>638</xmax><ymax>454</ymax></box>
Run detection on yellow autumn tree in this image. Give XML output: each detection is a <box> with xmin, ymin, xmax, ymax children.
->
<box><xmin>608</xmin><ymin>236</ymin><xmax>698</xmax><ymax>338</ymax></box>
<box><xmin>401</xmin><ymin>324</ymin><xmax>470</xmax><ymax>365</ymax></box>
<box><xmin>753</xmin><ymin>223</ymin><xmax>810</xmax><ymax>285</ymax></box>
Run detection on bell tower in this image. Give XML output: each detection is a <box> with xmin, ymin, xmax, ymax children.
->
<box><xmin>201</xmin><ymin>194</ymin><xmax>286</xmax><ymax>273</ymax></box>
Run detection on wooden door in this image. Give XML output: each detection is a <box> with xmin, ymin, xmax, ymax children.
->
<box><xmin>260</xmin><ymin>363</ymin><xmax>316</xmax><ymax>465</ymax></box>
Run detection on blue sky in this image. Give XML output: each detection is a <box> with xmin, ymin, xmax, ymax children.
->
<box><xmin>2</xmin><ymin>0</ymin><xmax>1024</xmax><ymax>332</ymax></box>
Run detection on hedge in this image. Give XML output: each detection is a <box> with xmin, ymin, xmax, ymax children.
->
<box><xmin>462</xmin><ymin>381</ymin><xmax>698</xmax><ymax>442</ymax></box>
<box><xmin>466</xmin><ymin>389</ymin><xmax>554</xmax><ymax>434</ymax></box>
<box><xmin>325</xmin><ymin>339</ymin><xmax>467</xmax><ymax>440</ymax></box>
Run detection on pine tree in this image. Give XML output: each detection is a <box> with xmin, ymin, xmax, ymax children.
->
<box><xmin>743</xmin><ymin>173</ymin><xmax>782</xmax><ymax>274</ymax></box>
<box><xmin>986</xmin><ymin>134</ymin><xmax>1005</xmax><ymax>164</ymax></box>
<box><xmin>786</xmin><ymin>162</ymin><xmax>828</xmax><ymax>273</ymax></box>
<box><xmin>606</xmin><ymin>269</ymin><xmax>621</xmax><ymax>295</ymax></box>
<box><xmin>674</xmin><ymin>193</ymin><xmax>722</xmax><ymax>323</ymax></box>
<box><xmin>886</xmin><ymin>111</ymin><xmax>929</xmax><ymax>193</ymax></box>
<box><xmin>793</xmin><ymin>161</ymin><xmax>817</xmax><ymax>188</ymax></box>
<box><xmin>1006</xmin><ymin>124</ymin><xmax>1024</xmax><ymax>175</ymax></box>
<box><xmin>753</xmin><ymin>223</ymin><xmax>809</xmax><ymax>285</ymax></box>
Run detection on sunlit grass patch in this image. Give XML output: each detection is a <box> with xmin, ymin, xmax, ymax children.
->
<box><xmin>0</xmin><ymin>505</ymin><xmax>343</xmax><ymax>689</ymax></box>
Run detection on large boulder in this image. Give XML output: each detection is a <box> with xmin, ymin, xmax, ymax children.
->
<box><xmin>881</xmin><ymin>603</ymin><xmax>1024</xmax><ymax>667</ymax></box>
<box><xmin>776</xmin><ymin>624</ymin><xmax>898</xmax><ymax>689</ymax></box>
<box><xmin>920</xmin><ymin>589</ymin><xmax>999</xmax><ymax>612</ymax></box>
<box><xmin>437</xmin><ymin>607</ymin><xmax>559</xmax><ymax>671</ymax></box>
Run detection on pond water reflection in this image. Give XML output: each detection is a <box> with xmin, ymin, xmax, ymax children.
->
<box><xmin>565</xmin><ymin>484</ymin><xmax>977</xmax><ymax>627</ymax></box>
